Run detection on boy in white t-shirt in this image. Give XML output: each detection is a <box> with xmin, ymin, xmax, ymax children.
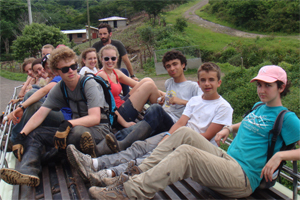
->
<box><xmin>88</xmin><ymin>62</ymin><xmax>234</xmax><ymax>197</ymax></box>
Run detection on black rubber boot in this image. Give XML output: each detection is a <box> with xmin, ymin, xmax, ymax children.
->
<box><xmin>106</xmin><ymin>121</ymin><xmax>152</xmax><ymax>152</ymax></box>
<box><xmin>0</xmin><ymin>145</ymin><xmax>41</xmax><ymax>186</ymax></box>
<box><xmin>94</xmin><ymin>138</ymin><xmax>114</xmax><ymax>157</ymax></box>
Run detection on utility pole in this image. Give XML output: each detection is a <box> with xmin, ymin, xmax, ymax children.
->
<box><xmin>87</xmin><ymin>0</ymin><xmax>91</xmax><ymax>47</ymax></box>
<box><xmin>27</xmin><ymin>0</ymin><xmax>33</xmax><ymax>24</ymax></box>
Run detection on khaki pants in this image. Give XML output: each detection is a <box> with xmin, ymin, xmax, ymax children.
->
<box><xmin>124</xmin><ymin>127</ymin><xmax>252</xmax><ymax>199</ymax></box>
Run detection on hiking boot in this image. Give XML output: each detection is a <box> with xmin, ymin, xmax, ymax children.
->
<box><xmin>124</xmin><ymin>160</ymin><xmax>142</xmax><ymax>176</ymax></box>
<box><xmin>105</xmin><ymin>133</ymin><xmax>120</xmax><ymax>153</ymax></box>
<box><xmin>103</xmin><ymin>173</ymin><xmax>129</xmax><ymax>188</ymax></box>
<box><xmin>1</xmin><ymin>135</ymin><xmax>13</xmax><ymax>152</ymax></box>
<box><xmin>0</xmin><ymin>168</ymin><xmax>40</xmax><ymax>187</ymax></box>
<box><xmin>102</xmin><ymin>161</ymin><xmax>141</xmax><ymax>187</ymax></box>
<box><xmin>66</xmin><ymin>144</ymin><xmax>96</xmax><ymax>182</ymax></box>
<box><xmin>80</xmin><ymin>132</ymin><xmax>96</xmax><ymax>158</ymax></box>
<box><xmin>89</xmin><ymin>184</ymin><xmax>129</xmax><ymax>200</ymax></box>
<box><xmin>106</xmin><ymin>121</ymin><xmax>152</xmax><ymax>153</ymax></box>
<box><xmin>89</xmin><ymin>169</ymin><xmax>112</xmax><ymax>187</ymax></box>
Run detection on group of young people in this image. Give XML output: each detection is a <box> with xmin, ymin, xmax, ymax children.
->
<box><xmin>1</xmin><ymin>23</ymin><xmax>299</xmax><ymax>200</ymax></box>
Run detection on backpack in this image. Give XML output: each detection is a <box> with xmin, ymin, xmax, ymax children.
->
<box><xmin>244</xmin><ymin>103</ymin><xmax>294</xmax><ymax>189</ymax></box>
<box><xmin>60</xmin><ymin>74</ymin><xmax>117</xmax><ymax>126</ymax></box>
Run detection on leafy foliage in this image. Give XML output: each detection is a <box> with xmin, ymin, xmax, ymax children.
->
<box><xmin>174</xmin><ymin>17</ymin><xmax>188</xmax><ymax>32</ymax></box>
<box><xmin>219</xmin><ymin>62</ymin><xmax>300</xmax><ymax>121</ymax></box>
<box><xmin>206</xmin><ymin>0</ymin><xmax>299</xmax><ymax>33</ymax></box>
<box><xmin>11</xmin><ymin>23</ymin><xmax>69</xmax><ymax>61</ymax></box>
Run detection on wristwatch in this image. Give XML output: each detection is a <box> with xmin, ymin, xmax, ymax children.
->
<box><xmin>130</xmin><ymin>74</ymin><xmax>136</xmax><ymax>78</ymax></box>
<box><xmin>222</xmin><ymin>125</ymin><xmax>233</xmax><ymax>134</ymax></box>
<box><xmin>18</xmin><ymin>104</ymin><xmax>25</xmax><ymax>112</ymax></box>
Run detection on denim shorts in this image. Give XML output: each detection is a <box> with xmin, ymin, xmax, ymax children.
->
<box><xmin>117</xmin><ymin>99</ymin><xmax>138</xmax><ymax>122</ymax></box>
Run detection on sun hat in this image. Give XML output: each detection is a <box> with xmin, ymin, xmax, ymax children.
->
<box><xmin>250</xmin><ymin>65</ymin><xmax>287</xmax><ymax>84</ymax></box>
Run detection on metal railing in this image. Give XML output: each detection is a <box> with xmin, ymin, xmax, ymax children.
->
<box><xmin>0</xmin><ymin>85</ymin><xmax>22</xmax><ymax>170</ymax></box>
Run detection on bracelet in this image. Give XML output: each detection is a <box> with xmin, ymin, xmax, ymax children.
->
<box><xmin>130</xmin><ymin>74</ymin><xmax>136</xmax><ymax>78</ymax></box>
<box><xmin>164</xmin><ymin>132</ymin><xmax>171</xmax><ymax>137</ymax></box>
<box><xmin>222</xmin><ymin>125</ymin><xmax>233</xmax><ymax>134</ymax></box>
<box><xmin>18</xmin><ymin>104</ymin><xmax>25</xmax><ymax>112</ymax></box>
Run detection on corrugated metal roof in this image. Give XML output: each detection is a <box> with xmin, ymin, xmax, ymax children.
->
<box><xmin>61</xmin><ymin>29</ymin><xmax>86</xmax><ymax>34</ymax></box>
<box><xmin>98</xmin><ymin>16</ymin><xmax>127</xmax><ymax>21</ymax></box>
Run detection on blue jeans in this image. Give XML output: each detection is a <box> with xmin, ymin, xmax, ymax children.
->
<box><xmin>115</xmin><ymin>104</ymin><xmax>174</xmax><ymax>140</ymax></box>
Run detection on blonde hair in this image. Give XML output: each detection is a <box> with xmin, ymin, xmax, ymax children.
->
<box><xmin>42</xmin><ymin>44</ymin><xmax>54</xmax><ymax>51</ymax></box>
<box><xmin>197</xmin><ymin>62</ymin><xmax>221</xmax><ymax>80</ymax></box>
<box><xmin>80</xmin><ymin>48</ymin><xmax>97</xmax><ymax>67</ymax></box>
<box><xmin>49</xmin><ymin>46</ymin><xmax>77</xmax><ymax>71</ymax></box>
<box><xmin>98</xmin><ymin>44</ymin><xmax>119</xmax><ymax>61</ymax></box>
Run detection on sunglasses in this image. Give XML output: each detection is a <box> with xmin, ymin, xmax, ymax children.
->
<box><xmin>56</xmin><ymin>63</ymin><xmax>78</xmax><ymax>73</ymax></box>
<box><xmin>104</xmin><ymin>56</ymin><xmax>117</xmax><ymax>62</ymax></box>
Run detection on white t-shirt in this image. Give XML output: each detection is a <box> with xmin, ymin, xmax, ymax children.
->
<box><xmin>183</xmin><ymin>95</ymin><xmax>233</xmax><ymax>146</ymax></box>
<box><xmin>79</xmin><ymin>66</ymin><xmax>98</xmax><ymax>75</ymax></box>
<box><xmin>163</xmin><ymin>78</ymin><xmax>202</xmax><ymax>123</ymax></box>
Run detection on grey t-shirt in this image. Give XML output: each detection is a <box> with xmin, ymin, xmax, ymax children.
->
<box><xmin>163</xmin><ymin>78</ymin><xmax>203</xmax><ymax>123</ymax></box>
<box><xmin>43</xmin><ymin>75</ymin><xmax>109</xmax><ymax>119</ymax></box>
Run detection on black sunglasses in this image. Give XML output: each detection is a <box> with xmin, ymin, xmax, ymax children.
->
<box><xmin>104</xmin><ymin>56</ymin><xmax>117</xmax><ymax>62</ymax></box>
<box><xmin>56</xmin><ymin>63</ymin><xmax>78</xmax><ymax>73</ymax></box>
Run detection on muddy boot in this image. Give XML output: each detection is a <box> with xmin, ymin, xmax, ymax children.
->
<box><xmin>0</xmin><ymin>145</ymin><xmax>41</xmax><ymax>187</ymax></box>
<box><xmin>94</xmin><ymin>138</ymin><xmax>114</xmax><ymax>157</ymax></box>
<box><xmin>80</xmin><ymin>132</ymin><xmax>96</xmax><ymax>158</ymax></box>
<box><xmin>106</xmin><ymin>121</ymin><xmax>152</xmax><ymax>152</ymax></box>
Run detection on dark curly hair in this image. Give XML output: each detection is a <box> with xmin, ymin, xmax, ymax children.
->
<box><xmin>98</xmin><ymin>23</ymin><xmax>112</xmax><ymax>33</ymax></box>
<box><xmin>162</xmin><ymin>50</ymin><xmax>187</xmax><ymax>70</ymax></box>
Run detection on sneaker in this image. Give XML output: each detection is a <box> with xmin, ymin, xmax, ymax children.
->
<box><xmin>102</xmin><ymin>161</ymin><xmax>141</xmax><ymax>187</ymax></box>
<box><xmin>80</xmin><ymin>132</ymin><xmax>96</xmax><ymax>158</ymax></box>
<box><xmin>66</xmin><ymin>144</ymin><xmax>96</xmax><ymax>182</ymax></box>
<box><xmin>103</xmin><ymin>173</ymin><xmax>129</xmax><ymax>188</ymax></box>
<box><xmin>124</xmin><ymin>160</ymin><xmax>142</xmax><ymax>176</ymax></box>
<box><xmin>0</xmin><ymin>168</ymin><xmax>40</xmax><ymax>187</ymax></box>
<box><xmin>89</xmin><ymin>169</ymin><xmax>112</xmax><ymax>187</ymax></box>
<box><xmin>89</xmin><ymin>184</ymin><xmax>129</xmax><ymax>200</ymax></box>
<box><xmin>105</xmin><ymin>133</ymin><xmax>120</xmax><ymax>153</ymax></box>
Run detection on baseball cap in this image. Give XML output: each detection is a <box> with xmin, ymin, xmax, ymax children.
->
<box><xmin>250</xmin><ymin>65</ymin><xmax>287</xmax><ymax>85</ymax></box>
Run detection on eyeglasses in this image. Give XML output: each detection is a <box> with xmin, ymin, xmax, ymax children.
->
<box><xmin>56</xmin><ymin>63</ymin><xmax>78</xmax><ymax>73</ymax></box>
<box><xmin>104</xmin><ymin>56</ymin><xmax>117</xmax><ymax>62</ymax></box>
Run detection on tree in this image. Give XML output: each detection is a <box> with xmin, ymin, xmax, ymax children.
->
<box><xmin>131</xmin><ymin>0</ymin><xmax>189</xmax><ymax>25</ymax></box>
<box><xmin>11</xmin><ymin>23</ymin><xmax>69</xmax><ymax>60</ymax></box>
<box><xmin>0</xmin><ymin>0</ymin><xmax>27</xmax><ymax>55</ymax></box>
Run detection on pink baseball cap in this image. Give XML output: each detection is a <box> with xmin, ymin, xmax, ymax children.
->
<box><xmin>56</xmin><ymin>44</ymin><xmax>66</xmax><ymax>49</ymax></box>
<box><xmin>250</xmin><ymin>65</ymin><xmax>287</xmax><ymax>84</ymax></box>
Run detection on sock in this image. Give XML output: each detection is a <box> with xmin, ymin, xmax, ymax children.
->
<box><xmin>106</xmin><ymin>169</ymin><xmax>112</xmax><ymax>178</ymax></box>
<box><xmin>92</xmin><ymin>159</ymin><xmax>98</xmax><ymax>170</ymax></box>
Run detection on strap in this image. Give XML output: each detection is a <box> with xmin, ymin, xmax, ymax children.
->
<box><xmin>267</xmin><ymin>110</ymin><xmax>289</xmax><ymax>161</ymax></box>
<box><xmin>60</xmin><ymin>81</ymin><xmax>69</xmax><ymax>105</ymax></box>
<box><xmin>243</xmin><ymin>102</ymin><xmax>265</xmax><ymax>118</ymax></box>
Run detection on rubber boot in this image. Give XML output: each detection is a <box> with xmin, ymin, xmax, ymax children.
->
<box><xmin>0</xmin><ymin>145</ymin><xmax>41</xmax><ymax>187</ymax></box>
<box><xmin>94</xmin><ymin>139</ymin><xmax>114</xmax><ymax>157</ymax></box>
<box><xmin>106</xmin><ymin>121</ymin><xmax>152</xmax><ymax>153</ymax></box>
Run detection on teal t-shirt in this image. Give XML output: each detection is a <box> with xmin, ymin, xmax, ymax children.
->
<box><xmin>227</xmin><ymin>102</ymin><xmax>300</xmax><ymax>192</ymax></box>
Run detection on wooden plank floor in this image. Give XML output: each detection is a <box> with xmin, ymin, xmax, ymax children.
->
<box><xmin>11</xmin><ymin>156</ymin><xmax>291</xmax><ymax>200</ymax></box>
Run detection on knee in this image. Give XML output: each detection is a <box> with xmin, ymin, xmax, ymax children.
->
<box><xmin>175</xmin><ymin>144</ymin><xmax>194</xmax><ymax>155</ymax></box>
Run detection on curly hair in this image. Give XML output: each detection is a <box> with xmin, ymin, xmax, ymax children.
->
<box><xmin>162</xmin><ymin>50</ymin><xmax>187</xmax><ymax>70</ymax></box>
<box><xmin>22</xmin><ymin>57</ymin><xmax>35</xmax><ymax>72</ymax></box>
<box><xmin>197</xmin><ymin>62</ymin><xmax>221</xmax><ymax>80</ymax></box>
<box><xmin>98</xmin><ymin>23</ymin><xmax>112</xmax><ymax>33</ymax></box>
<box><xmin>80</xmin><ymin>48</ymin><xmax>97</xmax><ymax>67</ymax></box>
<box><xmin>49</xmin><ymin>46</ymin><xmax>77</xmax><ymax>71</ymax></box>
<box><xmin>98</xmin><ymin>44</ymin><xmax>119</xmax><ymax>62</ymax></box>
